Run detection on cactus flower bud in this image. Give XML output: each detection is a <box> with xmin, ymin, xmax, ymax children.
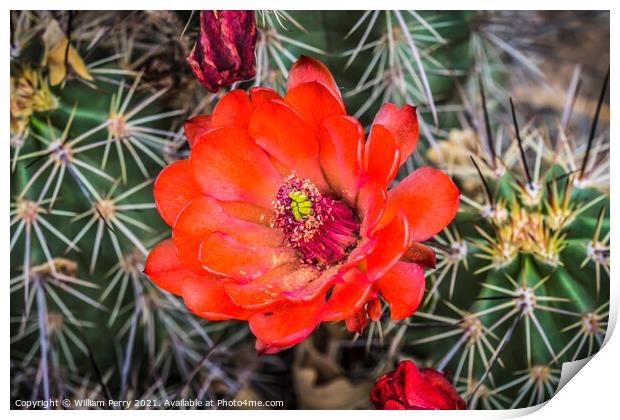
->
<box><xmin>187</xmin><ymin>10</ymin><xmax>257</xmax><ymax>92</ymax></box>
<box><xmin>370</xmin><ymin>361</ymin><xmax>466</xmax><ymax>410</ymax></box>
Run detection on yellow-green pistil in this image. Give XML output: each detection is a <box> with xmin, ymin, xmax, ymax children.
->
<box><xmin>288</xmin><ymin>190</ymin><xmax>312</xmax><ymax>221</ymax></box>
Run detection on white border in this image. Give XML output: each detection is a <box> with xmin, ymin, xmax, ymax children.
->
<box><xmin>4</xmin><ymin>3</ymin><xmax>617</xmax><ymax>418</ymax></box>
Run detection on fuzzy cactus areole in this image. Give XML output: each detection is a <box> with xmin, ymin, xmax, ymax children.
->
<box><xmin>144</xmin><ymin>55</ymin><xmax>459</xmax><ymax>353</ymax></box>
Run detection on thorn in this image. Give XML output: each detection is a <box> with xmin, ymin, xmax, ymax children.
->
<box><xmin>74</xmin><ymin>325</ymin><xmax>115</xmax><ymax>405</ymax></box>
<box><xmin>509</xmin><ymin>97</ymin><xmax>532</xmax><ymax>185</ymax></box>
<box><xmin>473</xmin><ymin>295</ymin><xmax>514</xmax><ymax>301</ymax></box>
<box><xmin>470</xmin><ymin>156</ymin><xmax>495</xmax><ymax>206</ymax></box>
<box><xmin>66</xmin><ymin>165</ymin><xmax>115</xmax><ymax>233</ymax></box>
<box><xmin>467</xmin><ymin>311</ymin><xmax>524</xmax><ymax>404</ymax></box>
<box><xmin>25</xmin><ymin>152</ymin><xmax>52</xmax><ymax>169</ymax></box>
<box><xmin>580</xmin><ymin>67</ymin><xmax>609</xmax><ymax>179</ymax></box>
<box><xmin>173</xmin><ymin>334</ymin><xmax>227</xmax><ymax>400</ymax></box>
<box><xmin>478</xmin><ymin>75</ymin><xmax>496</xmax><ymax>165</ymax></box>
<box><xmin>406</xmin><ymin>322</ymin><xmax>461</xmax><ymax>328</ymax></box>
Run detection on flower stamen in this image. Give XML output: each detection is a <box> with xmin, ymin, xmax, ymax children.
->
<box><xmin>273</xmin><ymin>175</ymin><xmax>359</xmax><ymax>266</ymax></box>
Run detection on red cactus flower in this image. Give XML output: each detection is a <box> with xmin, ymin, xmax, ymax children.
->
<box><xmin>370</xmin><ymin>360</ymin><xmax>466</xmax><ymax>410</ymax></box>
<box><xmin>187</xmin><ymin>10</ymin><xmax>257</xmax><ymax>92</ymax></box>
<box><xmin>145</xmin><ymin>55</ymin><xmax>459</xmax><ymax>353</ymax></box>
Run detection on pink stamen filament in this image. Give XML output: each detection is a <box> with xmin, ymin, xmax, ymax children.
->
<box><xmin>273</xmin><ymin>175</ymin><xmax>359</xmax><ymax>266</ymax></box>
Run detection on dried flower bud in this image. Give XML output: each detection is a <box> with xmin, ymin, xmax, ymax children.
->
<box><xmin>187</xmin><ymin>10</ymin><xmax>257</xmax><ymax>92</ymax></box>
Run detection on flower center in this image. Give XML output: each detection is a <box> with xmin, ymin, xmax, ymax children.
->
<box><xmin>288</xmin><ymin>190</ymin><xmax>312</xmax><ymax>221</ymax></box>
<box><xmin>273</xmin><ymin>175</ymin><xmax>359</xmax><ymax>266</ymax></box>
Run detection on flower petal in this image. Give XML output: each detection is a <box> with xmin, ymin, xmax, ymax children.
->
<box><xmin>404</xmin><ymin>365</ymin><xmax>458</xmax><ymax>410</ymax></box>
<box><xmin>345</xmin><ymin>308</ymin><xmax>368</xmax><ymax>334</ymax></box>
<box><xmin>286</xmin><ymin>55</ymin><xmax>341</xmax><ymax>101</ymax></box>
<box><xmin>219</xmin><ymin>201</ymin><xmax>272</xmax><ymax>226</ymax></box>
<box><xmin>199</xmin><ymin>232</ymin><xmax>295</xmax><ymax>280</ymax></box>
<box><xmin>375</xmin><ymin>262</ymin><xmax>425</xmax><ymax>320</ymax></box>
<box><xmin>319</xmin><ymin>115</ymin><xmax>364</xmax><ymax>204</ymax></box>
<box><xmin>284</xmin><ymin>81</ymin><xmax>345</xmax><ymax>129</ymax></box>
<box><xmin>224</xmin><ymin>264</ymin><xmax>319</xmax><ymax>309</ymax></box>
<box><xmin>383</xmin><ymin>400</ymin><xmax>407</xmax><ymax>410</ymax></box>
<box><xmin>249</xmin><ymin>86</ymin><xmax>281</xmax><ymax>107</ymax></box>
<box><xmin>357</xmin><ymin>181</ymin><xmax>387</xmax><ymax>237</ymax></box>
<box><xmin>184</xmin><ymin>114</ymin><xmax>212</xmax><ymax>148</ymax></box>
<box><xmin>373</xmin><ymin>103</ymin><xmax>419</xmax><ymax>166</ymax></box>
<box><xmin>379</xmin><ymin>167</ymin><xmax>459</xmax><ymax>242</ymax></box>
<box><xmin>144</xmin><ymin>239</ymin><xmax>189</xmax><ymax>295</ymax></box>
<box><xmin>172</xmin><ymin>196</ymin><xmax>282</xmax><ymax>274</ymax></box>
<box><xmin>190</xmin><ymin>126</ymin><xmax>282</xmax><ymax>208</ymax></box>
<box><xmin>280</xmin><ymin>262</ymin><xmax>351</xmax><ymax>304</ymax></box>
<box><xmin>249</xmin><ymin>99</ymin><xmax>329</xmax><ymax>190</ymax></box>
<box><xmin>153</xmin><ymin>160</ymin><xmax>202</xmax><ymax>226</ymax></box>
<box><xmin>366</xmin><ymin>297</ymin><xmax>382</xmax><ymax>321</ymax></box>
<box><xmin>181</xmin><ymin>275</ymin><xmax>251</xmax><ymax>320</ymax></box>
<box><xmin>321</xmin><ymin>268</ymin><xmax>373</xmax><ymax>321</ymax></box>
<box><xmin>363</xmin><ymin>124</ymin><xmax>400</xmax><ymax>186</ymax></box>
<box><xmin>366</xmin><ymin>210</ymin><xmax>409</xmax><ymax>281</ymax></box>
<box><xmin>418</xmin><ymin>369</ymin><xmax>467</xmax><ymax>409</ymax></box>
<box><xmin>255</xmin><ymin>339</ymin><xmax>289</xmax><ymax>355</ymax></box>
<box><xmin>249</xmin><ymin>296</ymin><xmax>324</xmax><ymax>348</ymax></box>
<box><xmin>210</xmin><ymin>89</ymin><xmax>252</xmax><ymax>128</ymax></box>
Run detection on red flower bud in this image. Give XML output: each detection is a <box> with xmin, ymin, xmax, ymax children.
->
<box><xmin>187</xmin><ymin>10</ymin><xmax>257</xmax><ymax>92</ymax></box>
<box><xmin>370</xmin><ymin>360</ymin><xmax>466</xmax><ymax>410</ymax></box>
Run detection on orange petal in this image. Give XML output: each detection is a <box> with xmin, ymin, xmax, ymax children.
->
<box><xmin>210</xmin><ymin>89</ymin><xmax>252</xmax><ymax>128</ymax></box>
<box><xmin>199</xmin><ymin>232</ymin><xmax>295</xmax><ymax>280</ymax></box>
<box><xmin>144</xmin><ymin>239</ymin><xmax>190</xmax><ymax>295</ymax></box>
<box><xmin>366</xmin><ymin>297</ymin><xmax>382</xmax><ymax>321</ymax></box>
<box><xmin>357</xmin><ymin>181</ymin><xmax>387</xmax><ymax>237</ymax></box>
<box><xmin>184</xmin><ymin>114</ymin><xmax>212</xmax><ymax>148</ymax></box>
<box><xmin>249</xmin><ymin>296</ymin><xmax>324</xmax><ymax>348</ymax></box>
<box><xmin>189</xmin><ymin>126</ymin><xmax>282</xmax><ymax>208</ymax></box>
<box><xmin>363</xmin><ymin>124</ymin><xmax>401</xmax><ymax>186</ymax></box>
<box><xmin>219</xmin><ymin>201</ymin><xmax>272</xmax><ymax>226</ymax></box>
<box><xmin>249</xmin><ymin>99</ymin><xmax>329</xmax><ymax>191</ymax></box>
<box><xmin>255</xmin><ymin>339</ymin><xmax>289</xmax><ymax>355</ymax></box>
<box><xmin>284</xmin><ymin>81</ymin><xmax>345</xmax><ymax>130</ymax></box>
<box><xmin>286</xmin><ymin>55</ymin><xmax>341</xmax><ymax>101</ymax></box>
<box><xmin>172</xmin><ymin>196</ymin><xmax>282</xmax><ymax>274</ymax></box>
<box><xmin>366</xmin><ymin>210</ymin><xmax>409</xmax><ymax>281</ymax></box>
<box><xmin>345</xmin><ymin>308</ymin><xmax>368</xmax><ymax>334</ymax></box>
<box><xmin>153</xmin><ymin>160</ymin><xmax>202</xmax><ymax>226</ymax></box>
<box><xmin>280</xmin><ymin>264</ymin><xmax>343</xmax><ymax>303</ymax></box>
<box><xmin>182</xmin><ymin>275</ymin><xmax>252</xmax><ymax>320</ymax></box>
<box><xmin>373</xmin><ymin>103</ymin><xmax>419</xmax><ymax>166</ymax></box>
<box><xmin>321</xmin><ymin>268</ymin><xmax>373</xmax><ymax>321</ymax></box>
<box><xmin>249</xmin><ymin>86</ymin><xmax>281</xmax><ymax>108</ymax></box>
<box><xmin>375</xmin><ymin>262</ymin><xmax>425</xmax><ymax>320</ymax></box>
<box><xmin>380</xmin><ymin>167</ymin><xmax>459</xmax><ymax>242</ymax></box>
<box><xmin>319</xmin><ymin>115</ymin><xmax>364</xmax><ymax>204</ymax></box>
<box><xmin>224</xmin><ymin>264</ymin><xmax>319</xmax><ymax>309</ymax></box>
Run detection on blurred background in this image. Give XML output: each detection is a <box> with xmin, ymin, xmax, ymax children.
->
<box><xmin>10</xmin><ymin>10</ymin><xmax>609</xmax><ymax>409</ymax></box>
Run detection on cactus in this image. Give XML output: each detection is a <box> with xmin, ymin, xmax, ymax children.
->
<box><xmin>10</xmin><ymin>10</ymin><xmax>609</xmax><ymax>409</ymax></box>
<box><xmin>397</xmin><ymin>69</ymin><xmax>610</xmax><ymax>408</ymax></box>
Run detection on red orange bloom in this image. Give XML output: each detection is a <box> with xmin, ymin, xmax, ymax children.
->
<box><xmin>370</xmin><ymin>360</ymin><xmax>466</xmax><ymax>410</ymax></box>
<box><xmin>145</xmin><ymin>56</ymin><xmax>459</xmax><ymax>353</ymax></box>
